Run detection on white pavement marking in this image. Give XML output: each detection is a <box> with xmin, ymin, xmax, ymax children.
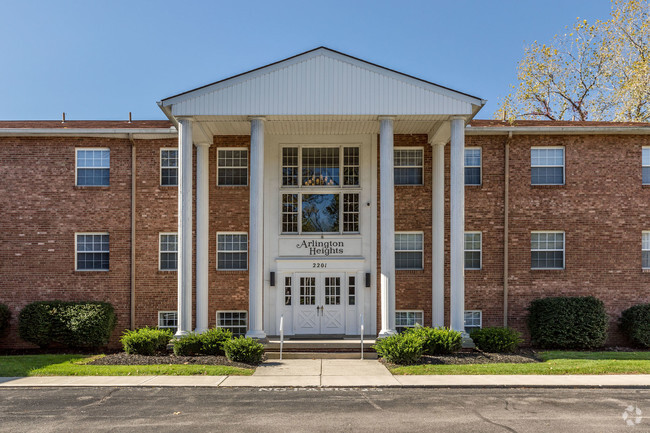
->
<box><xmin>321</xmin><ymin>375</ymin><xmax>400</xmax><ymax>387</ymax></box>
<box><xmin>221</xmin><ymin>375</ymin><xmax>321</xmax><ymax>387</ymax></box>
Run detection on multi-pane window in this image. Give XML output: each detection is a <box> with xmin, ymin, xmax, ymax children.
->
<box><xmin>343</xmin><ymin>147</ymin><xmax>360</xmax><ymax>186</ymax></box>
<box><xmin>302</xmin><ymin>147</ymin><xmax>340</xmax><ymax>186</ymax></box>
<box><xmin>160</xmin><ymin>148</ymin><xmax>178</xmax><ymax>186</ymax></box>
<box><xmin>464</xmin><ymin>148</ymin><xmax>481</xmax><ymax>185</ymax></box>
<box><xmin>464</xmin><ymin>311</ymin><xmax>482</xmax><ymax>335</ymax></box>
<box><xmin>464</xmin><ymin>232</ymin><xmax>482</xmax><ymax>270</ymax></box>
<box><xmin>395</xmin><ymin>233</ymin><xmax>424</xmax><ymax>270</ymax></box>
<box><xmin>531</xmin><ymin>147</ymin><xmax>564</xmax><ymax>185</ymax></box>
<box><xmin>641</xmin><ymin>232</ymin><xmax>650</xmax><ymax>269</ymax></box>
<box><xmin>158</xmin><ymin>311</ymin><xmax>178</xmax><ymax>332</ymax></box>
<box><xmin>395</xmin><ymin>311</ymin><xmax>423</xmax><ymax>333</ymax></box>
<box><xmin>302</xmin><ymin>194</ymin><xmax>339</xmax><ymax>232</ymax></box>
<box><xmin>159</xmin><ymin>233</ymin><xmax>178</xmax><ymax>271</ymax></box>
<box><xmin>343</xmin><ymin>193</ymin><xmax>360</xmax><ymax>233</ymax></box>
<box><xmin>394</xmin><ymin>149</ymin><xmax>423</xmax><ymax>185</ymax></box>
<box><xmin>217</xmin><ymin>311</ymin><xmax>247</xmax><ymax>337</ymax></box>
<box><xmin>76</xmin><ymin>149</ymin><xmax>109</xmax><ymax>186</ymax></box>
<box><xmin>641</xmin><ymin>147</ymin><xmax>650</xmax><ymax>185</ymax></box>
<box><xmin>531</xmin><ymin>231</ymin><xmax>565</xmax><ymax>269</ymax></box>
<box><xmin>217</xmin><ymin>233</ymin><xmax>248</xmax><ymax>270</ymax></box>
<box><xmin>282</xmin><ymin>147</ymin><xmax>299</xmax><ymax>186</ymax></box>
<box><xmin>284</xmin><ymin>277</ymin><xmax>292</xmax><ymax>306</ymax></box>
<box><xmin>217</xmin><ymin>149</ymin><xmax>248</xmax><ymax>186</ymax></box>
<box><xmin>281</xmin><ymin>194</ymin><xmax>299</xmax><ymax>234</ymax></box>
<box><xmin>348</xmin><ymin>276</ymin><xmax>356</xmax><ymax>306</ymax></box>
<box><xmin>76</xmin><ymin>233</ymin><xmax>109</xmax><ymax>271</ymax></box>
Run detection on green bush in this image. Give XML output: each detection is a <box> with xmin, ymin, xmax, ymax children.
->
<box><xmin>200</xmin><ymin>328</ymin><xmax>232</xmax><ymax>356</ymax></box>
<box><xmin>527</xmin><ymin>296</ymin><xmax>608</xmax><ymax>349</ymax></box>
<box><xmin>470</xmin><ymin>327</ymin><xmax>523</xmax><ymax>353</ymax></box>
<box><xmin>373</xmin><ymin>333</ymin><xmax>424</xmax><ymax>365</ymax></box>
<box><xmin>172</xmin><ymin>333</ymin><xmax>203</xmax><ymax>356</ymax></box>
<box><xmin>0</xmin><ymin>304</ymin><xmax>11</xmax><ymax>334</ymax></box>
<box><xmin>620</xmin><ymin>304</ymin><xmax>650</xmax><ymax>348</ymax></box>
<box><xmin>405</xmin><ymin>326</ymin><xmax>462</xmax><ymax>355</ymax></box>
<box><xmin>18</xmin><ymin>301</ymin><xmax>117</xmax><ymax>349</ymax></box>
<box><xmin>121</xmin><ymin>327</ymin><xmax>173</xmax><ymax>355</ymax></box>
<box><xmin>223</xmin><ymin>336</ymin><xmax>265</xmax><ymax>364</ymax></box>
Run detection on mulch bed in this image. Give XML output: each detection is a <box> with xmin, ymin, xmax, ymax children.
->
<box><xmin>87</xmin><ymin>352</ymin><xmax>257</xmax><ymax>369</ymax></box>
<box><xmin>383</xmin><ymin>349</ymin><xmax>542</xmax><ymax>366</ymax></box>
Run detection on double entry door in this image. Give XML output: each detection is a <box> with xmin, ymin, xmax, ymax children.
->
<box><xmin>293</xmin><ymin>273</ymin><xmax>345</xmax><ymax>334</ymax></box>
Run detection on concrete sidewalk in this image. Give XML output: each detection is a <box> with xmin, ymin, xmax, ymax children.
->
<box><xmin>1</xmin><ymin>359</ymin><xmax>650</xmax><ymax>388</ymax></box>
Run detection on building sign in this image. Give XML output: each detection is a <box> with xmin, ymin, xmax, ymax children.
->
<box><xmin>279</xmin><ymin>238</ymin><xmax>362</xmax><ymax>257</ymax></box>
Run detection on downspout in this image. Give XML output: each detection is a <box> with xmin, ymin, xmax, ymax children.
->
<box><xmin>129</xmin><ymin>134</ymin><xmax>137</xmax><ymax>330</ymax></box>
<box><xmin>503</xmin><ymin>131</ymin><xmax>511</xmax><ymax>328</ymax></box>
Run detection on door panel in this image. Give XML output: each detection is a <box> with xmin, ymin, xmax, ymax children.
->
<box><xmin>321</xmin><ymin>276</ymin><xmax>345</xmax><ymax>334</ymax></box>
<box><xmin>292</xmin><ymin>273</ymin><xmax>346</xmax><ymax>334</ymax></box>
<box><xmin>294</xmin><ymin>276</ymin><xmax>319</xmax><ymax>334</ymax></box>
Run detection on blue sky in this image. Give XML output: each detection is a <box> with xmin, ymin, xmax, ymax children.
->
<box><xmin>0</xmin><ymin>0</ymin><xmax>614</xmax><ymax>121</ymax></box>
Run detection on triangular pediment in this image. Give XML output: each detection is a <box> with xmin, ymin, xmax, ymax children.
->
<box><xmin>160</xmin><ymin>47</ymin><xmax>484</xmax><ymax>117</ymax></box>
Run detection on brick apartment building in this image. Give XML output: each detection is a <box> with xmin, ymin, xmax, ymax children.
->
<box><xmin>1</xmin><ymin>48</ymin><xmax>649</xmax><ymax>348</ymax></box>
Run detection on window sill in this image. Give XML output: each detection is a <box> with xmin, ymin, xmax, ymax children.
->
<box><xmin>216</xmin><ymin>269</ymin><xmax>248</xmax><ymax>273</ymax></box>
<box><xmin>530</xmin><ymin>268</ymin><xmax>565</xmax><ymax>272</ymax></box>
<box><xmin>74</xmin><ymin>186</ymin><xmax>110</xmax><ymax>190</ymax></box>
<box><xmin>157</xmin><ymin>270</ymin><xmax>177</xmax><ymax>274</ymax></box>
<box><xmin>74</xmin><ymin>270</ymin><xmax>109</xmax><ymax>273</ymax></box>
<box><xmin>642</xmin><ymin>268</ymin><xmax>650</xmax><ymax>273</ymax></box>
<box><xmin>216</xmin><ymin>184</ymin><xmax>249</xmax><ymax>188</ymax></box>
<box><xmin>530</xmin><ymin>184</ymin><xmax>565</xmax><ymax>188</ymax></box>
<box><xmin>642</xmin><ymin>184</ymin><xmax>650</xmax><ymax>188</ymax></box>
<box><xmin>395</xmin><ymin>184</ymin><xmax>424</xmax><ymax>187</ymax></box>
<box><xmin>396</xmin><ymin>269</ymin><xmax>425</xmax><ymax>273</ymax></box>
<box><xmin>465</xmin><ymin>184</ymin><xmax>482</xmax><ymax>187</ymax></box>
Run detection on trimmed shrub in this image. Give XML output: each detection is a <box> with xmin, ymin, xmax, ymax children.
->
<box><xmin>172</xmin><ymin>333</ymin><xmax>203</xmax><ymax>356</ymax></box>
<box><xmin>620</xmin><ymin>304</ymin><xmax>650</xmax><ymax>348</ymax></box>
<box><xmin>121</xmin><ymin>327</ymin><xmax>173</xmax><ymax>355</ymax></box>
<box><xmin>405</xmin><ymin>326</ymin><xmax>462</xmax><ymax>355</ymax></box>
<box><xmin>0</xmin><ymin>304</ymin><xmax>11</xmax><ymax>334</ymax></box>
<box><xmin>470</xmin><ymin>327</ymin><xmax>523</xmax><ymax>353</ymax></box>
<box><xmin>200</xmin><ymin>328</ymin><xmax>232</xmax><ymax>356</ymax></box>
<box><xmin>527</xmin><ymin>296</ymin><xmax>608</xmax><ymax>349</ymax></box>
<box><xmin>373</xmin><ymin>333</ymin><xmax>423</xmax><ymax>365</ymax></box>
<box><xmin>18</xmin><ymin>301</ymin><xmax>117</xmax><ymax>349</ymax></box>
<box><xmin>223</xmin><ymin>336</ymin><xmax>265</xmax><ymax>364</ymax></box>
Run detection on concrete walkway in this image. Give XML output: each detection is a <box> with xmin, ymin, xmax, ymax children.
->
<box><xmin>1</xmin><ymin>359</ymin><xmax>650</xmax><ymax>388</ymax></box>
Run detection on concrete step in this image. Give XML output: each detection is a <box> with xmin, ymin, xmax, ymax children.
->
<box><xmin>264</xmin><ymin>339</ymin><xmax>376</xmax><ymax>351</ymax></box>
<box><xmin>265</xmin><ymin>352</ymin><xmax>378</xmax><ymax>360</ymax></box>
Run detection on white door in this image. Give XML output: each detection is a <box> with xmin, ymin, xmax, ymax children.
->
<box><xmin>293</xmin><ymin>273</ymin><xmax>346</xmax><ymax>335</ymax></box>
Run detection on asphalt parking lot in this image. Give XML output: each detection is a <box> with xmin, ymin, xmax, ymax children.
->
<box><xmin>0</xmin><ymin>387</ymin><xmax>648</xmax><ymax>432</ymax></box>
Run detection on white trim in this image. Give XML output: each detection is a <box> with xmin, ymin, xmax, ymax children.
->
<box><xmin>75</xmin><ymin>232</ymin><xmax>109</xmax><ymax>271</ymax></box>
<box><xmin>395</xmin><ymin>231</ymin><xmax>424</xmax><ymax>270</ymax></box>
<box><xmin>643</xmin><ymin>231</ymin><xmax>650</xmax><ymax>270</ymax></box>
<box><xmin>0</xmin><ymin>128</ymin><xmax>176</xmax><ymax>137</ymax></box>
<box><xmin>158</xmin><ymin>232</ymin><xmax>178</xmax><ymax>271</ymax></box>
<box><xmin>643</xmin><ymin>147</ymin><xmax>650</xmax><ymax>185</ymax></box>
<box><xmin>531</xmin><ymin>146</ymin><xmax>565</xmax><ymax>186</ymax></box>
<box><xmin>217</xmin><ymin>147</ymin><xmax>249</xmax><ymax>187</ymax></box>
<box><xmin>216</xmin><ymin>310</ymin><xmax>248</xmax><ymax>336</ymax></box>
<box><xmin>464</xmin><ymin>231</ymin><xmax>482</xmax><ymax>270</ymax></box>
<box><xmin>464</xmin><ymin>147</ymin><xmax>482</xmax><ymax>186</ymax></box>
<box><xmin>159</xmin><ymin>147</ymin><xmax>178</xmax><ymax>187</ymax></box>
<box><xmin>216</xmin><ymin>232</ymin><xmax>249</xmax><ymax>271</ymax></box>
<box><xmin>158</xmin><ymin>311</ymin><xmax>178</xmax><ymax>329</ymax></box>
<box><xmin>531</xmin><ymin>230</ymin><xmax>565</xmax><ymax>270</ymax></box>
<box><xmin>75</xmin><ymin>147</ymin><xmax>110</xmax><ymax>187</ymax></box>
<box><xmin>393</xmin><ymin>147</ymin><xmax>424</xmax><ymax>186</ymax></box>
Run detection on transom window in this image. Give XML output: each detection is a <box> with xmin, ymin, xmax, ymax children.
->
<box><xmin>217</xmin><ymin>149</ymin><xmax>248</xmax><ymax>186</ymax></box>
<box><xmin>282</xmin><ymin>146</ymin><xmax>359</xmax><ymax>187</ymax></box>
<box><xmin>643</xmin><ymin>147</ymin><xmax>650</xmax><ymax>185</ymax></box>
<box><xmin>464</xmin><ymin>311</ymin><xmax>482</xmax><ymax>334</ymax></box>
<box><xmin>464</xmin><ymin>232</ymin><xmax>482</xmax><ymax>270</ymax></box>
<box><xmin>531</xmin><ymin>231</ymin><xmax>565</xmax><ymax>269</ymax></box>
<box><xmin>217</xmin><ymin>233</ymin><xmax>248</xmax><ymax>270</ymax></box>
<box><xmin>217</xmin><ymin>311</ymin><xmax>247</xmax><ymax>337</ymax></box>
<box><xmin>158</xmin><ymin>311</ymin><xmax>178</xmax><ymax>332</ymax></box>
<box><xmin>76</xmin><ymin>149</ymin><xmax>109</xmax><ymax>186</ymax></box>
<box><xmin>394</xmin><ymin>148</ymin><xmax>423</xmax><ymax>185</ymax></box>
<box><xmin>160</xmin><ymin>148</ymin><xmax>178</xmax><ymax>186</ymax></box>
<box><xmin>464</xmin><ymin>148</ymin><xmax>482</xmax><ymax>185</ymax></box>
<box><xmin>643</xmin><ymin>232</ymin><xmax>650</xmax><ymax>270</ymax></box>
<box><xmin>395</xmin><ymin>232</ymin><xmax>424</xmax><ymax>270</ymax></box>
<box><xmin>76</xmin><ymin>233</ymin><xmax>109</xmax><ymax>271</ymax></box>
<box><xmin>159</xmin><ymin>233</ymin><xmax>178</xmax><ymax>271</ymax></box>
<box><xmin>395</xmin><ymin>311</ymin><xmax>423</xmax><ymax>333</ymax></box>
<box><xmin>531</xmin><ymin>147</ymin><xmax>564</xmax><ymax>185</ymax></box>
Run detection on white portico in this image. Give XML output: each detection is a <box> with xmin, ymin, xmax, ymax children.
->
<box><xmin>158</xmin><ymin>47</ymin><xmax>485</xmax><ymax>340</ymax></box>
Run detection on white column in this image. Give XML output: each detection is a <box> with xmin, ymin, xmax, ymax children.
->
<box><xmin>450</xmin><ymin>117</ymin><xmax>466</xmax><ymax>335</ymax></box>
<box><xmin>176</xmin><ymin>118</ymin><xmax>193</xmax><ymax>337</ymax></box>
<box><xmin>432</xmin><ymin>142</ymin><xmax>445</xmax><ymax>328</ymax></box>
<box><xmin>378</xmin><ymin>116</ymin><xmax>396</xmax><ymax>338</ymax></box>
<box><xmin>246</xmin><ymin>117</ymin><xmax>266</xmax><ymax>340</ymax></box>
<box><xmin>195</xmin><ymin>142</ymin><xmax>210</xmax><ymax>333</ymax></box>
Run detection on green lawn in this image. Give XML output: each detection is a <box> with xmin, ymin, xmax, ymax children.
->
<box><xmin>0</xmin><ymin>355</ymin><xmax>254</xmax><ymax>376</ymax></box>
<box><xmin>388</xmin><ymin>351</ymin><xmax>650</xmax><ymax>375</ymax></box>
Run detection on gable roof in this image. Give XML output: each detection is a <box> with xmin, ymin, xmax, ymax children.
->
<box><xmin>159</xmin><ymin>47</ymin><xmax>485</xmax><ymax>117</ymax></box>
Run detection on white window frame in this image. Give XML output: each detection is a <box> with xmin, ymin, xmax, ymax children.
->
<box><xmin>216</xmin><ymin>310</ymin><xmax>248</xmax><ymax>336</ymax></box>
<box><xmin>531</xmin><ymin>230</ymin><xmax>565</xmax><ymax>270</ymax></box>
<box><xmin>464</xmin><ymin>147</ymin><xmax>482</xmax><ymax>186</ymax></box>
<box><xmin>531</xmin><ymin>146</ymin><xmax>565</xmax><ymax>186</ymax></box>
<box><xmin>216</xmin><ymin>232</ymin><xmax>248</xmax><ymax>271</ymax></box>
<box><xmin>643</xmin><ymin>147</ymin><xmax>650</xmax><ymax>185</ymax></box>
<box><xmin>160</xmin><ymin>147</ymin><xmax>178</xmax><ymax>187</ymax></box>
<box><xmin>158</xmin><ymin>311</ymin><xmax>178</xmax><ymax>329</ymax></box>
<box><xmin>158</xmin><ymin>232</ymin><xmax>178</xmax><ymax>271</ymax></box>
<box><xmin>464</xmin><ymin>231</ymin><xmax>482</xmax><ymax>270</ymax></box>
<box><xmin>393</xmin><ymin>147</ymin><xmax>424</xmax><ymax>186</ymax></box>
<box><xmin>217</xmin><ymin>147</ymin><xmax>248</xmax><ymax>187</ymax></box>
<box><xmin>395</xmin><ymin>310</ymin><xmax>424</xmax><ymax>333</ymax></box>
<box><xmin>395</xmin><ymin>231</ymin><xmax>424</xmax><ymax>270</ymax></box>
<box><xmin>464</xmin><ymin>310</ymin><xmax>482</xmax><ymax>333</ymax></box>
<box><xmin>643</xmin><ymin>231</ymin><xmax>650</xmax><ymax>270</ymax></box>
<box><xmin>75</xmin><ymin>232</ymin><xmax>109</xmax><ymax>271</ymax></box>
<box><xmin>75</xmin><ymin>148</ymin><xmax>110</xmax><ymax>186</ymax></box>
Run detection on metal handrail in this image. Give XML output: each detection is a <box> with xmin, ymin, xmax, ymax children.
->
<box><xmin>279</xmin><ymin>315</ymin><xmax>284</xmax><ymax>361</ymax></box>
<box><xmin>360</xmin><ymin>314</ymin><xmax>364</xmax><ymax>360</ymax></box>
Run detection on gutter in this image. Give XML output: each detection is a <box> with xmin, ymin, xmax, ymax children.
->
<box><xmin>466</xmin><ymin>126</ymin><xmax>650</xmax><ymax>135</ymax></box>
<box><xmin>0</xmin><ymin>128</ymin><xmax>177</xmax><ymax>137</ymax></box>
<box><xmin>128</xmin><ymin>134</ymin><xmax>137</xmax><ymax>330</ymax></box>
